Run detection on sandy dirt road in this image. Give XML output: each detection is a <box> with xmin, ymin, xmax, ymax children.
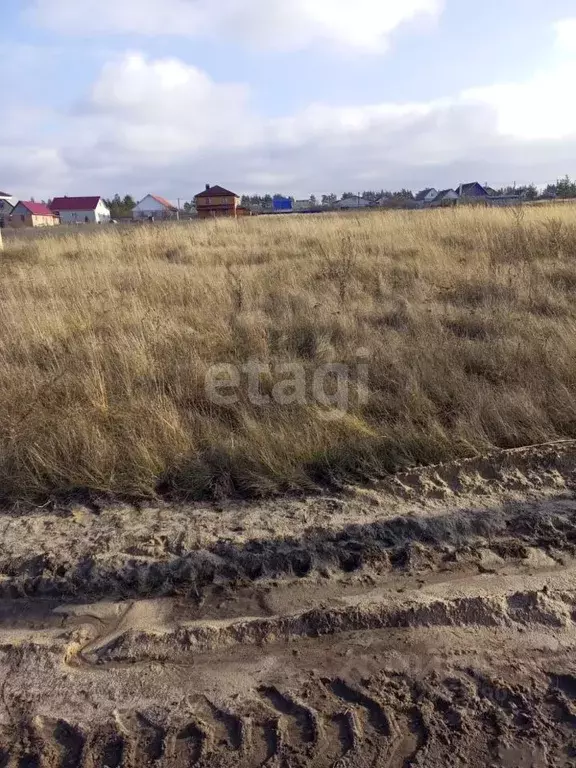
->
<box><xmin>1</xmin><ymin>443</ymin><xmax>576</xmax><ymax>766</ymax></box>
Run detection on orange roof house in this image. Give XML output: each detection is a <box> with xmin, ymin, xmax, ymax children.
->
<box><xmin>132</xmin><ymin>194</ymin><xmax>178</xmax><ymax>220</ymax></box>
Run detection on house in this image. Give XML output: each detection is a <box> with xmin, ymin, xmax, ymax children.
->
<box><xmin>0</xmin><ymin>191</ymin><xmax>16</xmax><ymax>208</ymax></box>
<box><xmin>334</xmin><ymin>196</ymin><xmax>372</xmax><ymax>209</ymax></box>
<box><xmin>457</xmin><ymin>182</ymin><xmax>491</xmax><ymax>201</ymax></box>
<box><xmin>10</xmin><ymin>201</ymin><xmax>58</xmax><ymax>228</ymax></box>
<box><xmin>49</xmin><ymin>196</ymin><xmax>111</xmax><ymax>224</ymax></box>
<box><xmin>132</xmin><ymin>194</ymin><xmax>178</xmax><ymax>220</ymax></box>
<box><xmin>195</xmin><ymin>184</ymin><xmax>247</xmax><ymax>219</ymax></box>
<box><xmin>373</xmin><ymin>195</ymin><xmax>392</xmax><ymax>207</ymax></box>
<box><xmin>0</xmin><ymin>193</ymin><xmax>15</xmax><ymax>228</ymax></box>
<box><xmin>414</xmin><ymin>188</ymin><xmax>438</xmax><ymax>206</ymax></box>
<box><xmin>430</xmin><ymin>189</ymin><xmax>460</xmax><ymax>207</ymax></box>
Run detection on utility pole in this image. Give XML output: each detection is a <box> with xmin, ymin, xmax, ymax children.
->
<box><xmin>177</xmin><ymin>198</ymin><xmax>180</xmax><ymax>221</ymax></box>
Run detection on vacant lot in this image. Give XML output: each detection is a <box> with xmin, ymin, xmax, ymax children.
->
<box><xmin>4</xmin><ymin>211</ymin><xmax>576</xmax><ymax>766</ymax></box>
<box><xmin>2</xmin><ymin>206</ymin><xmax>576</xmax><ymax>502</ymax></box>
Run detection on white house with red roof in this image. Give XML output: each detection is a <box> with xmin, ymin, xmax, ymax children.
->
<box><xmin>132</xmin><ymin>194</ymin><xmax>178</xmax><ymax>220</ymax></box>
<box><xmin>49</xmin><ymin>196</ymin><xmax>110</xmax><ymax>224</ymax></box>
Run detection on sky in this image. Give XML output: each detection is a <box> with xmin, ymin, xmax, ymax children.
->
<box><xmin>2</xmin><ymin>0</ymin><xmax>576</xmax><ymax>201</ymax></box>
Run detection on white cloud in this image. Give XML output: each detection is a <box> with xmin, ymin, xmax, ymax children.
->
<box><xmin>5</xmin><ymin>27</ymin><xmax>576</xmax><ymax>200</ymax></box>
<box><xmin>459</xmin><ymin>19</ymin><xmax>576</xmax><ymax>142</ymax></box>
<box><xmin>29</xmin><ymin>0</ymin><xmax>442</xmax><ymax>52</ymax></box>
<box><xmin>554</xmin><ymin>18</ymin><xmax>576</xmax><ymax>54</ymax></box>
<box><xmin>83</xmin><ymin>53</ymin><xmax>257</xmax><ymax>151</ymax></box>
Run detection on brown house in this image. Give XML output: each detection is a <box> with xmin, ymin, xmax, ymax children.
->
<box><xmin>194</xmin><ymin>184</ymin><xmax>248</xmax><ymax>219</ymax></box>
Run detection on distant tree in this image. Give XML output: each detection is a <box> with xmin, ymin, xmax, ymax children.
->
<box><xmin>393</xmin><ymin>188</ymin><xmax>414</xmax><ymax>200</ymax></box>
<box><xmin>497</xmin><ymin>184</ymin><xmax>539</xmax><ymax>200</ymax></box>
<box><xmin>240</xmin><ymin>195</ymin><xmax>251</xmax><ymax>208</ymax></box>
<box><xmin>341</xmin><ymin>192</ymin><xmax>356</xmax><ymax>200</ymax></box>
<box><xmin>520</xmin><ymin>184</ymin><xmax>538</xmax><ymax>200</ymax></box>
<box><xmin>543</xmin><ymin>183</ymin><xmax>558</xmax><ymax>198</ymax></box>
<box><xmin>104</xmin><ymin>193</ymin><xmax>136</xmax><ymax>218</ymax></box>
<box><xmin>556</xmin><ymin>175</ymin><xmax>576</xmax><ymax>198</ymax></box>
<box><xmin>262</xmin><ymin>194</ymin><xmax>273</xmax><ymax>209</ymax></box>
<box><xmin>321</xmin><ymin>194</ymin><xmax>338</xmax><ymax>207</ymax></box>
<box><xmin>361</xmin><ymin>190</ymin><xmax>385</xmax><ymax>202</ymax></box>
<box><xmin>309</xmin><ymin>194</ymin><xmax>318</xmax><ymax>206</ymax></box>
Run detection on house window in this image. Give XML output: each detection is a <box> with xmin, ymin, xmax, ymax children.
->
<box><xmin>21</xmin><ymin>215</ymin><xmax>25</xmax><ymax>222</ymax></box>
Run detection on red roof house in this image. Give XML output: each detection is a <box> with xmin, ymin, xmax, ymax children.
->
<box><xmin>49</xmin><ymin>196</ymin><xmax>111</xmax><ymax>223</ymax></box>
<box><xmin>10</xmin><ymin>201</ymin><xmax>58</xmax><ymax>228</ymax></box>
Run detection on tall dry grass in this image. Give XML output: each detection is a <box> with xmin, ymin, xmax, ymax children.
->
<box><xmin>2</xmin><ymin>206</ymin><xmax>576</xmax><ymax>502</ymax></box>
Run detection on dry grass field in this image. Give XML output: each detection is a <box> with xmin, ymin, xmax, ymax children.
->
<box><xmin>2</xmin><ymin>205</ymin><xmax>576</xmax><ymax>503</ymax></box>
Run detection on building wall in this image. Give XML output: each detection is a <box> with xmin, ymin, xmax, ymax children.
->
<box><xmin>95</xmin><ymin>200</ymin><xmax>111</xmax><ymax>223</ymax></box>
<box><xmin>9</xmin><ymin>204</ymin><xmax>28</xmax><ymax>227</ymax></box>
<box><xmin>0</xmin><ymin>200</ymin><xmax>14</xmax><ymax>227</ymax></box>
<box><xmin>195</xmin><ymin>195</ymin><xmax>240</xmax><ymax>218</ymax></box>
<box><xmin>32</xmin><ymin>214</ymin><xmax>58</xmax><ymax>227</ymax></box>
<box><xmin>58</xmin><ymin>201</ymin><xmax>110</xmax><ymax>224</ymax></box>
<box><xmin>58</xmin><ymin>210</ymin><xmax>98</xmax><ymax>224</ymax></box>
<box><xmin>458</xmin><ymin>184</ymin><xmax>489</xmax><ymax>201</ymax></box>
<box><xmin>336</xmin><ymin>197</ymin><xmax>371</xmax><ymax>209</ymax></box>
<box><xmin>196</xmin><ymin>196</ymin><xmax>239</xmax><ymax>208</ymax></box>
<box><xmin>133</xmin><ymin>195</ymin><xmax>172</xmax><ymax>219</ymax></box>
<box><xmin>431</xmin><ymin>191</ymin><xmax>459</xmax><ymax>207</ymax></box>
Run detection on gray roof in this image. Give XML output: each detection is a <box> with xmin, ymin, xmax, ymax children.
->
<box><xmin>432</xmin><ymin>189</ymin><xmax>457</xmax><ymax>202</ymax></box>
<box><xmin>458</xmin><ymin>182</ymin><xmax>488</xmax><ymax>196</ymax></box>
<box><xmin>415</xmin><ymin>188</ymin><xmax>435</xmax><ymax>201</ymax></box>
<box><xmin>335</xmin><ymin>196</ymin><xmax>371</xmax><ymax>208</ymax></box>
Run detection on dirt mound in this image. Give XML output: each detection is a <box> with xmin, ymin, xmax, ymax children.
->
<box><xmin>2</xmin><ymin>442</ymin><xmax>576</xmax><ymax>765</ymax></box>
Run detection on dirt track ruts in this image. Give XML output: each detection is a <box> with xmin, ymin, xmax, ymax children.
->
<box><xmin>1</xmin><ymin>443</ymin><xmax>576</xmax><ymax>765</ymax></box>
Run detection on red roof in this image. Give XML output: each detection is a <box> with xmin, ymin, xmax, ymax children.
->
<box><xmin>49</xmin><ymin>196</ymin><xmax>102</xmax><ymax>212</ymax></box>
<box><xmin>17</xmin><ymin>201</ymin><xmax>55</xmax><ymax>216</ymax></box>
<box><xmin>195</xmin><ymin>185</ymin><xmax>238</xmax><ymax>199</ymax></box>
<box><xmin>150</xmin><ymin>194</ymin><xmax>177</xmax><ymax>211</ymax></box>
